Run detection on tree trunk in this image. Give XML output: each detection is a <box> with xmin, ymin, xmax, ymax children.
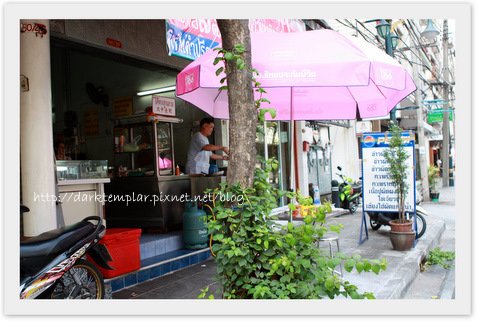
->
<box><xmin>217</xmin><ymin>20</ymin><xmax>257</xmax><ymax>188</ymax></box>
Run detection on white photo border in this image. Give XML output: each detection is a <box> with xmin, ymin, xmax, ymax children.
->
<box><xmin>3</xmin><ymin>0</ymin><xmax>473</xmax><ymax>316</ymax></box>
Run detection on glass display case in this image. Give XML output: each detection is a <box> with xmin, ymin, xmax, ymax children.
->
<box><xmin>56</xmin><ymin>160</ymin><xmax>108</xmax><ymax>180</ymax></box>
<box><xmin>107</xmin><ymin>114</ymin><xmax>188</xmax><ymax>231</ymax></box>
<box><xmin>113</xmin><ymin>116</ymin><xmax>175</xmax><ymax>177</ymax></box>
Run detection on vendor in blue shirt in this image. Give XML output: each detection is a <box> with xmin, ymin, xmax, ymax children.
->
<box><xmin>186</xmin><ymin>117</ymin><xmax>229</xmax><ymax>175</ymax></box>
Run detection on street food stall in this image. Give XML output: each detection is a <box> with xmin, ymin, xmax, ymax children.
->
<box><xmin>104</xmin><ymin>113</ymin><xmax>226</xmax><ymax>231</ymax></box>
<box><xmin>105</xmin><ymin>114</ymin><xmax>188</xmax><ymax>231</ymax></box>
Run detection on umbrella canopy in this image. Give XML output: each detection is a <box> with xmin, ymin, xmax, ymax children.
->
<box><xmin>176</xmin><ymin>29</ymin><xmax>416</xmax><ymax>120</ymax></box>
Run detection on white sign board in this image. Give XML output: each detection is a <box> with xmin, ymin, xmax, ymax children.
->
<box><xmin>152</xmin><ymin>95</ymin><xmax>175</xmax><ymax>116</ymax></box>
<box><xmin>362</xmin><ymin>132</ymin><xmax>416</xmax><ymax>213</ymax></box>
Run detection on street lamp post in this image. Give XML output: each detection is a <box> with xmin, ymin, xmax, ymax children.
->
<box><xmin>420</xmin><ymin>19</ymin><xmax>450</xmax><ymax>187</ymax></box>
<box><xmin>440</xmin><ymin>20</ymin><xmax>450</xmax><ymax>187</ymax></box>
<box><xmin>374</xmin><ymin>19</ymin><xmax>399</xmax><ymax>122</ymax></box>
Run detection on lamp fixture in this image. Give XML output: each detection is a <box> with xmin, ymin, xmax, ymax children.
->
<box><xmin>420</xmin><ymin>19</ymin><xmax>440</xmax><ymax>41</ymax></box>
<box><xmin>137</xmin><ymin>85</ymin><xmax>176</xmax><ymax>96</ymax></box>
<box><xmin>375</xmin><ymin>19</ymin><xmax>390</xmax><ymax>39</ymax></box>
<box><xmin>390</xmin><ymin>35</ymin><xmax>399</xmax><ymax>50</ymax></box>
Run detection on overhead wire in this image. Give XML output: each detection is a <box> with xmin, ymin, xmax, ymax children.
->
<box><xmin>330</xmin><ymin>18</ymin><xmax>452</xmax><ymax>100</ymax></box>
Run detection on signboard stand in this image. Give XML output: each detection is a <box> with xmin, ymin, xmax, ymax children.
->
<box><xmin>359</xmin><ymin>131</ymin><xmax>417</xmax><ymax>245</ymax></box>
<box><xmin>359</xmin><ymin>208</ymin><xmax>369</xmax><ymax>245</ymax></box>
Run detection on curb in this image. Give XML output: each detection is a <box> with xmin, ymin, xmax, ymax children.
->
<box><xmin>439</xmin><ymin>265</ymin><xmax>455</xmax><ymax>299</ymax></box>
<box><xmin>376</xmin><ymin>219</ymin><xmax>446</xmax><ymax>299</ymax></box>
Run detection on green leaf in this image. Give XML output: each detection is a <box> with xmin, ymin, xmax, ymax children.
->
<box><xmin>224</xmin><ymin>52</ymin><xmax>234</xmax><ymax>61</ymax></box>
<box><xmin>258</xmin><ymin>108</ymin><xmax>276</xmax><ymax>120</ymax></box>
<box><xmin>213</xmin><ymin>57</ymin><xmax>223</xmax><ymax>65</ymax></box>
<box><xmin>363</xmin><ymin>261</ymin><xmax>372</xmax><ymax>272</ymax></box>
<box><xmin>325</xmin><ymin>277</ymin><xmax>335</xmax><ymax>291</ymax></box>
<box><xmin>355</xmin><ymin>262</ymin><xmax>364</xmax><ymax>273</ymax></box>
<box><xmin>215</xmin><ymin>67</ymin><xmax>224</xmax><ymax>76</ymax></box>
<box><xmin>236</xmin><ymin>57</ymin><xmax>244</xmax><ymax>69</ymax></box>
<box><xmin>344</xmin><ymin>259</ymin><xmax>355</xmax><ymax>272</ymax></box>
<box><xmin>234</xmin><ymin>44</ymin><xmax>245</xmax><ymax>53</ymax></box>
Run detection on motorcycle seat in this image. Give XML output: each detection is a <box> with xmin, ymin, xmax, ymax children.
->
<box><xmin>20</xmin><ymin>220</ymin><xmax>94</xmax><ymax>260</ymax></box>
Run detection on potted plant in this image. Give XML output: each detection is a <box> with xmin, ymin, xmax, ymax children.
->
<box><xmin>428</xmin><ymin>165</ymin><xmax>441</xmax><ymax>202</ymax></box>
<box><xmin>383</xmin><ymin>123</ymin><xmax>415</xmax><ymax>251</ymax></box>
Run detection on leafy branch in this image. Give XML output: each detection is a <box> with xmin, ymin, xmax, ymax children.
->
<box><xmin>383</xmin><ymin>122</ymin><xmax>409</xmax><ymax>221</ymax></box>
<box><xmin>213</xmin><ymin>45</ymin><xmax>276</xmax><ymax>122</ymax></box>
<box><xmin>200</xmin><ymin>158</ymin><xmax>387</xmax><ymax>299</ymax></box>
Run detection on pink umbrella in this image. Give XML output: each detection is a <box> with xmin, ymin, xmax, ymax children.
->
<box><xmin>176</xmin><ymin>29</ymin><xmax>416</xmax><ymax>120</ymax></box>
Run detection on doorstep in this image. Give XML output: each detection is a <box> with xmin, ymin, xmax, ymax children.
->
<box><xmin>105</xmin><ymin>247</ymin><xmax>211</xmax><ymax>295</ymax></box>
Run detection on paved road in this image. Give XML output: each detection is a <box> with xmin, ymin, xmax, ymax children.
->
<box><xmin>402</xmin><ymin>186</ymin><xmax>455</xmax><ymax>299</ymax></box>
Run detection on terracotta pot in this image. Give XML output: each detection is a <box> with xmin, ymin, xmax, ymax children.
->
<box><xmin>389</xmin><ymin>231</ymin><xmax>416</xmax><ymax>251</ymax></box>
<box><xmin>389</xmin><ymin>219</ymin><xmax>413</xmax><ymax>233</ymax></box>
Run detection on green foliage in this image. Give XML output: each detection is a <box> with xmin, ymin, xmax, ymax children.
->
<box><xmin>383</xmin><ymin>122</ymin><xmax>410</xmax><ymax>221</ymax></box>
<box><xmin>428</xmin><ymin>165</ymin><xmax>441</xmax><ymax>191</ymax></box>
<box><xmin>200</xmin><ymin>158</ymin><xmax>387</xmax><ymax>299</ymax></box>
<box><xmin>426</xmin><ymin>247</ymin><xmax>455</xmax><ymax>269</ymax></box>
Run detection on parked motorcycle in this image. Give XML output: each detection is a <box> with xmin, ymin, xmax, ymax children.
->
<box><xmin>367</xmin><ymin>207</ymin><xmax>427</xmax><ymax>239</ymax></box>
<box><xmin>333</xmin><ymin>166</ymin><xmax>362</xmax><ymax>213</ymax></box>
<box><xmin>20</xmin><ymin>205</ymin><xmax>112</xmax><ymax>299</ymax></box>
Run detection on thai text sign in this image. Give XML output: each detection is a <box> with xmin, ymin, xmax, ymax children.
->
<box><xmin>361</xmin><ymin>131</ymin><xmax>415</xmax><ymax>213</ymax></box>
<box><xmin>152</xmin><ymin>95</ymin><xmax>175</xmax><ymax>116</ymax></box>
<box><xmin>112</xmin><ymin>96</ymin><xmax>133</xmax><ymax>118</ymax></box>
<box><xmin>427</xmin><ymin>109</ymin><xmax>453</xmax><ymax>124</ymax></box>
<box><xmin>166</xmin><ymin>19</ymin><xmax>305</xmax><ymax>61</ymax></box>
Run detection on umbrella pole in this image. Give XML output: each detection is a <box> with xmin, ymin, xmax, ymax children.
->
<box><xmin>290</xmin><ymin>121</ymin><xmax>294</xmax><ymax>222</ymax></box>
<box><xmin>289</xmin><ymin>87</ymin><xmax>297</xmax><ymax>222</ymax></box>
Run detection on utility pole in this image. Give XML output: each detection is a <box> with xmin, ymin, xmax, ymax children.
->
<box><xmin>412</xmin><ymin>54</ymin><xmax>430</xmax><ymax>201</ymax></box>
<box><xmin>441</xmin><ymin>19</ymin><xmax>450</xmax><ymax>187</ymax></box>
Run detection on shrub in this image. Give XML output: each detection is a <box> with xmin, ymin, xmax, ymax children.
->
<box><xmin>202</xmin><ymin>158</ymin><xmax>387</xmax><ymax>299</ymax></box>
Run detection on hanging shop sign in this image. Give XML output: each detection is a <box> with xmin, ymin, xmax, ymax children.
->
<box><xmin>83</xmin><ymin>107</ymin><xmax>99</xmax><ymax>137</ymax></box>
<box><xmin>355</xmin><ymin>121</ymin><xmax>372</xmax><ymax>134</ymax></box>
<box><xmin>166</xmin><ymin>19</ymin><xmax>305</xmax><ymax>61</ymax></box>
<box><xmin>152</xmin><ymin>95</ymin><xmax>175</xmax><ymax>116</ymax></box>
<box><xmin>112</xmin><ymin>96</ymin><xmax>133</xmax><ymax>118</ymax></box>
<box><xmin>361</xmin><ymin>131</ymin><xmax>416</xmax><ymax>213</ymax></box>
<box><xmin>427</xmin><ymin>109</ymin><xmax>453</xmax><ymax>124</ymax></box>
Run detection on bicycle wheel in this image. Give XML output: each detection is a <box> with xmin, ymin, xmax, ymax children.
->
<box><xmin>49</xmin><ymin>259</ymin><xmax>105</xmax><ymax>299</ymax></box>
<box><xmin>414</xmin><ymin>213</ymin><xmax>427</xmax><ymax>239</ymax></box>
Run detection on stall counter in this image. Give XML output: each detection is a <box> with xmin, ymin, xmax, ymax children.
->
<box><xmin>58</xmin><ymin>178</ymin><xmax>110</xmax><ymax>226</ymax></box>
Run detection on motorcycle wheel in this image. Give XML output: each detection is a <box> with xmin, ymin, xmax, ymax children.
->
<box><xmin>49</xmin><ymin>259</ymin><xmax>105</xmax><ymax>299</ymax></box>
<box><xmin>369</xmin><ymin>217</ymin><xmax>382</xmax><ymax>230</ymax></box>
<box><xmin>413</xmin><ymin>213</ymin><xmax>427</xmax><ymax>239</ymax></box>
<box><xmin>348</xmin><ymin>201</ymin><xmax>357</xmax><ymax>214</ymax></box>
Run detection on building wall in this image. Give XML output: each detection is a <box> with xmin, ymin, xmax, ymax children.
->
<box><xmin>51</xmin><ymin>19</ymin><xmax>189</xmax><ymax>71</ymax></box>
<box><xmin>50</xmin><ymin>19</ymin><xmax>209</xmax><ymax>168</ymax></box>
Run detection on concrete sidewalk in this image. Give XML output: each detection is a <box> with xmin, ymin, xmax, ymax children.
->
<box><xmin>113</xmin><ymin>186</ymin><xmax>455</xmax><ymax>300</ymax></box>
